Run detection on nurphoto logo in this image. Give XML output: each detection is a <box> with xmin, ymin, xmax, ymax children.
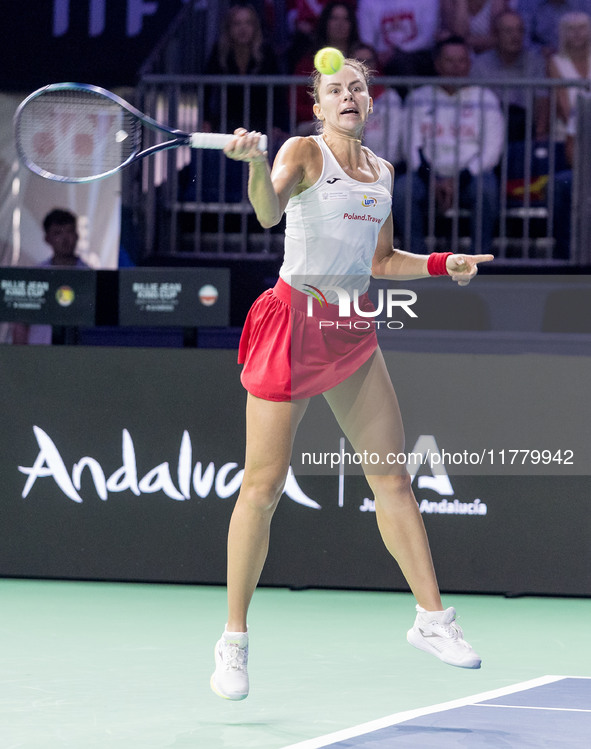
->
<box><xmin>303</xmin><ymin>283</ymin><xmax>418</xmax><ymax>329</ymax></box>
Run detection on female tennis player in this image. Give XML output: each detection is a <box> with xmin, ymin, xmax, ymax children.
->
<box><xmin>211</xmin><ymin>58</ymin><xmax>493</xmax><ymax>701</ymax></box>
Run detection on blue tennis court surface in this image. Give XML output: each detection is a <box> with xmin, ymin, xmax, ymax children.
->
<box><xmin>283</xmin><ymin>676</ymin><xmax>591</xmax><ymax>748</ymax></box>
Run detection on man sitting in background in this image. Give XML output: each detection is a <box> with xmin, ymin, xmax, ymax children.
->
<box><xmin>12</xmin><ymin>209</ymin><xmax>88</xmax><ymax>345</ymax></box>
<box><xmin>393</xmin><ymin>36</ymin><xmax>505</xmax><ymax>254</ymax></box>
<box><xmin>471</xmin><ymin>9</ymin><xmax>549</xmax><ymax>141</ymax></box>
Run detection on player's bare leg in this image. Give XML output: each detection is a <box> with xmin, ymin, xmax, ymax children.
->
<box><xmin>227</xmin><ymin>394</ymin><xmax>309</xmax><ymax>631</ymax></box>
<box><xmin>211</xmin><ymin>394</ymin><xmax>309</xmax><ymax>699</ymax></box>
<box><xmin>323</xmin><ymin>349</ymin><xmax>442</xmax><ymax>610</ymax></box>
<box><xmin>324</xmin><ymin>349</ymin><xmax>481</xmax><ymax>668</ymax></box>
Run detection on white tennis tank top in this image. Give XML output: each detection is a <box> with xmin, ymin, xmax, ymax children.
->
<box><xmin>279</xmin><ymin>135</ymin><xmax>392</xmax><ymax>295</ymax></box>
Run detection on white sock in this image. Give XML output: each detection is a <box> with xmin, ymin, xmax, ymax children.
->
<box><xmin>224</xmin><ymin>625</ymin><xmax>248</xmax><ymax>637</ymax></box>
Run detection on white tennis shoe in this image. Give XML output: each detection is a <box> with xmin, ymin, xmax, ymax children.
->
<box><xmin>210</xmin><ymin>628</ymin><xmax>249</xmax><ymax>700</ymax></box>
<box><xmin>407</xmin><ymin>605</ymin><xmax>481</xmax><ymax>669</ymax></box>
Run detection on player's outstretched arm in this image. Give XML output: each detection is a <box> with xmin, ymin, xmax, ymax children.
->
<box><xmin>371</xmin><ymin>208</ymin><xmax>493</xmax><ymax>284</ymax></box>
<box><xmin>223</xmin><ymin>130</ymin><xmax>313</xmax><ymax>229</ymax></box>
<box><xmin>372</xmin><ymin>225</ymin><xmax>494</xmax><ymax>284</ymax></box>
<box><xmin>371</xmin><ymin>159</ymin><xmax>494</xmax><ymax>283</ymax></box>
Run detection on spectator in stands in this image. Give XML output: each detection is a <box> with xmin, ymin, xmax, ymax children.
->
<box><xmin>356</xmin><ymin>0</ymin><xmax>449</xmax><ymax>77</ymax></box>
<box><xmin>286</xmin><ymin>0</ymin><xmax>358</xmax><ymax>72</ymax></box>
<box><xmin>392</xmin><ymin>36</ymin><xmax>505</xmax><ymax>254</ymax></box>
<box><xmin>442</xmin><ymin>0</ymin><xmax>511</xmax><ymax>56</ymax></box>
<box><xmin>350</xmin><ymin>42</ymin><xmax>404</xmax><ymax>164</ymax></box>
<box><xmin>548</xmin><ymin>11</ymin><xmax>591</xmax><ymax>140</ymax></box>
<box><xmin>293</xmin><ymin>2</ymin><xmax>361</xmax><ymax>133</ymax></box>
<box><xmin>521</xmin><ymin>0</ymin><xmax>591</xmax><ymax>58</ymax></box>
<box><xmin>203</xmin><ymin>2</ymin><xmax>284</xmax><ymax>136</ymax></box>
<box><xmin>12</xmin><ymin>209</ymin><xmax>89</xmax><ymax>345</ymax></box>
<box><xmin>546</xmin><ymin>11</ymin><xmax>591</xmax><ymax>257</ymax></box>
<box><xmin>471</xmin><ymin>9</ymin><xmax>549</xmax><ymax>140</ymax></box>
<box><xmin>32</xmin><ymin>209</ymin><xmax>86</xmax><ymax>269</ymax></box>
<box><xmin>196</xmin><ymin>3</ymin><xmax>286</xmax><ymax>204</ymax></box>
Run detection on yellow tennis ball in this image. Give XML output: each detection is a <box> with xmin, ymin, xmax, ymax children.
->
<box><xmin>314</xmin><ymin>47</ymin><xmax>345</xmax><ymax>75</ymax></box>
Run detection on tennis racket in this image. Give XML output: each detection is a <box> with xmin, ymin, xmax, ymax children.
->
<box><xmin>14</xmin><ymin>82</ymin><xmax>268</xmax><ymax>183</ymax></box>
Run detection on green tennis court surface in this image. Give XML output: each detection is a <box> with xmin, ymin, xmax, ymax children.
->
<box><xmin>0</xmin><ymin>580</ymin><xmax>589</xmax><ymax>748</ymax></box>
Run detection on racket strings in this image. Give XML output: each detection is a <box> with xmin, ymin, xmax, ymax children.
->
<box><xmin>15</xmin><ymin>89</ymin><xmax>142</xmax><ymax>181</ymax></box>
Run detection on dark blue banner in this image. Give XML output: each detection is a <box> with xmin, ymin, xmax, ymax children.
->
<box><xmin>0</xmin><ymin>346</ymin><xmax>589</xmax><ymax>595</ymax></box>
<box><xmin>0</xmin><ymin>268</ymin><xmax>96</xmax><ymax>325</ymax></box>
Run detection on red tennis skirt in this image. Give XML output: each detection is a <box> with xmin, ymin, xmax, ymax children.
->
<box><xmin>238</xmin><ymin>277</ymin><xmax>378</xmax><ymax>401</ymax></box>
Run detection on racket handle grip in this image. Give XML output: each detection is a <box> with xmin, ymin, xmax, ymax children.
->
<box><xmin>190</xmin><ymin>132</ymin><xmax>267</xmax><ymax>153</ymax></box>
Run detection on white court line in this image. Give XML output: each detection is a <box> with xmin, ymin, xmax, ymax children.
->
<box><xmin>281</xmin><ymin>675</ymin><xmax>575</xmax><ymax>749</ymax></box>
<box><xmin>475</xmin><ymin>703</ymin><xmax>591</xmax><ymax>713</ymax></box>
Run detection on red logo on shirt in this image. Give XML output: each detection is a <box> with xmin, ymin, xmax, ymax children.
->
<box><xmin>382</xmin><ymin>12</ymin><xmax>418</xmax><ymax>45</ymax></box>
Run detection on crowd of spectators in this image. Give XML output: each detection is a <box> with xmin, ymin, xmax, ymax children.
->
<box><xmin>195</xmin><ymin>0</ymin><xmax>591</xmax><ymax>257</ymax></box>
<box><xmin>279</xmin><ymin>1</ymin><xmax>591</xmax><ymax>71</ymax></box>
